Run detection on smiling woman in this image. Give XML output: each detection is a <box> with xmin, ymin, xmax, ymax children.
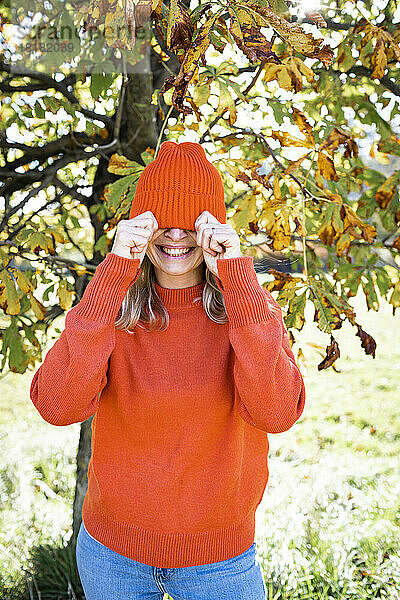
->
<box><xmin>30</xmin><ymin>140</ymin><xmax>305</xmax><ymax>600</ymax></box>
<box><xmin>114</xmin><ymin>220</ymin><xmax>229</xmax><ymax>332</ymax></box>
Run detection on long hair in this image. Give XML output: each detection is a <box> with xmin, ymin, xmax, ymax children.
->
<box><xmin>115</xmin><ymin>255</ymin><xmax>228</xmax><ymax>332</ymax></box>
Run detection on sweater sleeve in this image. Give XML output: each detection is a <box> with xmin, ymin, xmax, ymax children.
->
<box><xmin>215</xmin><ymin>256</ymin><xmax>306</xmax><ymax>434</ymax></box>
<box><xmin>29</xmin><ymin>252</ymin><xmax>141</xmax><ymax>427</ymax></box>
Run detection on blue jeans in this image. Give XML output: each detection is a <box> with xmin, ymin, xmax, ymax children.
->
<box><xmin>76</xmin><ymin>521</ymin><xmax>267</xmax><ymax>599</ymax></box>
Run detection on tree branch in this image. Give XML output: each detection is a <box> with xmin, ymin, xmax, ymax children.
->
<box><xmin>0</xmin><ymin>61</ymin><xmax>114</xmax><ymax>128</ymax></box>
<box><xmin>0</xmin><ymin>132</ymin><xmax>106</xmax><ymax>169</ymax></box>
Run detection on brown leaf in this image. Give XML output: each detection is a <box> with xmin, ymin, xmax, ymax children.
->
<box><xmin>371</xmin><ymin>32</ymin><xmax>387</xmax><ymax>79</ymax></box>
<box><xmin>317</xmin><ymin>335</ymin><xmax>340</xmax><ymax>370</ymax></box>
<box><xmin>135</xmin><ymin>0</ymin><xmax>152</xmax><ymax>30</ymax></box>
<box><xmin>340</xmin><ymin>205</ymin><xmax>377</xmax><ymax>244</ymax></box>
<box><xmin>160</xmin><ymin>11</ymin><xmax>221</xmax><ymax>115</ymax></box>
<box><xmin>375</xmin><ymin>173</ymin><xmax>398</xmax><ymax>208</ymax></box>
<box><xmin>270</xmin><ymin>131</ymin><xmax>314</xmax><ymax>148</ymax></box>
<box><xmin>243</xmin><ymin>2</ymin><xmax>334</xmax><ymax>66</ymax></box>
<box><xmin>229</xmin><ymin>7</ymin><xmax>279</xmax><ymax>64</ymax></box>
<box><xmin>266</xmin><ymin>269</ymin><xmax>304</xmax><ymax>292</ymax></box>
<box><xmin>355</xmin><ymin>324</ymin><xmax>376</xmax><ymax>358</ymax></box>
<box><xmin>319</xmin><ymin>127</ymin><xmax>358</xmax><ymax>159</ymax></box>
<box><xmin>317</xmin><ymin>152</ymin><xmax>338</xmax><ymax>181</ymax></box>
<box><xmin>283</xmin><ymin>152</ymin><xmax>311</xmax><ymax>176</ymax></box>
<box><xmin>167</xmin><ymin>0</ymin><xmax>194</xmax><ymax>52</ymax></box>
<box><xmin>291</xmin><ymin>107</ymin><xmax>315</xmax><ymax>147</ymax></box>
<box><xmin>84</xmin><ymin>0</ymin><xmax>109</xmax><ymax>29</ymax></box>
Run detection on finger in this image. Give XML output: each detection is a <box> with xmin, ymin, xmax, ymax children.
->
<box><xmin>127</xmin><ymin>235</ymin><xmax>149</xmax><ymax>252</ymax></box>
<box><xmin>195</xmin><ymin>211</ymin><xmax>220</xmax><ymax>230</ymax></box>
<box><xmin>126</xmin><ymin>226</ymin><xmax>153</xmax><ymax>237</ymax></box>
<box><xmin>127</xmin><ymin>215</ymin><xmax>156</xmax><ymax>229</ymax></box>
<box><xmin>209</xmin><ymin>234</ymin><xmax>224</xmax><ymax>253</ymax></box>
<box><xmin>200</xmin><ymin>225</ymin><xmax>219</xmax><ymax>256</ymax></box>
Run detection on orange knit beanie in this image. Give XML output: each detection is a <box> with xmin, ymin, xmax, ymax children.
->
<box><xmin>129</xmin><ymin>141</ymin><xmax>226</xmax><ymax>231</ymax></box>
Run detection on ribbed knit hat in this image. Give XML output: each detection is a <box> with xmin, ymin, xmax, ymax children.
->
<box><xmin>129</xmin><ymin>141</ymin><xmax>226</xmax><ymax>231</ymax></box>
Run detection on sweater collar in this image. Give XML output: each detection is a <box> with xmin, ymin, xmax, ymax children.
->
<box><xmin>154</xmin><ymin>279</ymin><xmax>206</xmax><ymax>309</ymax></box>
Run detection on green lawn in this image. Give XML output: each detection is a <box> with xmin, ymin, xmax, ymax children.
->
<box><xmin>1</xmin><ymin>289</ymin><xmax>399</xmax><ymax>598</ymax></box>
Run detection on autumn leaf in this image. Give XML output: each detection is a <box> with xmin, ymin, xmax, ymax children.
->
<box><xmin>266</xmin><ymin>269</ymin><xmax>304</xmax><ymax>292</ymax></box>
<box><xmin>0</xmin><ymin>269</ymin><xmax>20</xmax><ymax>315</ymax></box>
<box><xmin>270</xmin><ymin>131</ymin><xmax>314</xmax><ymax>148</ymax></box>
<box><xmin>317</xmin><ymin>152</ymin><xmax>338</xmax><ymax>181</ymax></box>
<box><xmin>259</xmin><ymin>206</ymin><xmax>291</xmax><ymax>250</ymax></box>
<box><xmin>291</xmin><ymin>107</ymin><xmax>315</xmax><ymax>147</ymax></box>
<box><xmin>11</xmin><ymin>268</ymin><xmax>33</xmax><ymax>293</ymax></box>
<box><xmin>356</xmin><ymin>323</ymin><xmax>376</xmax><ymax>357</ymax></box>
<box><xmin>375</xmin><ymin>172</ymin><xmax>400</xmax><ymax>209</ymax></box>
<box><xmin>108</xmin><ymin>153</ymin><xmax>144</xmax><ymax>176</ymax></box>
<box><xmin>104</xmin><ymin>0</ymin><xmax>136</xmax><ymax>51</ymax></box>
<box><xmin>285</xmin><ymin>291</ymin><xmax>307</xmax><ymax>330</ymax></box>
<box><xmin>340</xmin><ymin>205</ymin><xmax>377</xmax><ymax>244</ymax></box>
<box><xmin>84</xmin><ymin>0</ymin><xmax>109</xmax><ymax>29</ymax></box>
<box><xmin>243</xmin><ymin>1</ymin><xmax>334</xmax><ymax>66</ymax></box>
<box><xmin>283</xmin><ymin>152</ymin><xmax>311</xmax><ymax>176</ymax></box>
<box><xmin>319</xmin><ymin>127</ymin><xmax>358</xmax><ymax>158</ymax></box>
<box><xmin>217</xmin><ymin>81</ymin><xmax>237</xmax><ymax>125</ymax></box>
<box><xmin>57</xmin><ymin>280</ymin><xmax>75</xmax><ymax>311</ymax></box>
<box><xmin>228</xmin><ymin>7</ymin><xmax>279</xmax><ymax>64</ymax></box>
<box><xmin>28</xmin><ymin>294</ymin><xmax>46</xmax><ymax>320</ymax></box>
<box><xmin>166</xmin><ymin>0</ymin><xmax>194</xmax><ymax>52</ymax></box>
<box><xmin>371</xmin><ymin>31</ymin><xmax>387</xmax><ymax>79</ymax></box>
<box><xmin>388</xmin><ymin>281</ymin><xmax>400</xmax><ymax>315</ymax></box>
<box><xmin>160</xmin><ymin>9</ymin><xmax>222</xmax><ymax>114</ymax></box>
<box><xmin>317</xmin><ymin>336</ymin><xmax>340</xmax><ymax>370</ymax></box>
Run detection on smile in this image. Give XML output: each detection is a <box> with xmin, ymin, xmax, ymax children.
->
<box><xmin>156</xmin><ymin>246</ymin><xmax>195</xmax><ymax>259</ymax></box>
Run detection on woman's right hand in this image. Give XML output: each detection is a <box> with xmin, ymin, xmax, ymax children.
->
<box><xmin>110</xmin><ymin>211</ymin><xmax>158</xmax><ymax>264</ymax></box>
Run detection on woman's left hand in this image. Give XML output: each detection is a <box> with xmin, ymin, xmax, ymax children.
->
<box><xmin>195</xmin><ymin>211</ymin><xmax>242</xmax><ymax>278</ymax></box>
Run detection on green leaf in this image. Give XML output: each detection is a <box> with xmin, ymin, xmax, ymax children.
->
<box><xmin>2</xmin><ymin>319</ymin><xmax>29</xmax><ymax>373</ymax></box>
<box><xmin>285</xmin><ymin>291</ymin><xmax>306</xmax><ymax>330</ymax></box>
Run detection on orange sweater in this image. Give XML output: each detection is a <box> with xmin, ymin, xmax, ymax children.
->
<box><xmin>30</xmin><ymin>252</ymin><xmax>305</xmax><ymax>568</ymax></box>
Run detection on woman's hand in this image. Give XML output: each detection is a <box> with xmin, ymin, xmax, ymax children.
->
<box><xmin>111</xmin><ymin>211</ymin><xmax>158</xmax><ymax>264</ymax></box>
<box><xmin>195</xmin><ymin>211</ymin><xmax>242</xmax><ymax>277</ymax></box>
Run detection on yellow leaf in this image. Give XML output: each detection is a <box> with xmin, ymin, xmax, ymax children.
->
<box><xmin>273</xmin><ymin>174</ymin><xmax>282</xmax><ymax>200</ymax></box>
<box><xmin>57</xmin><ymin>280</ymin><xmax>75</xmax><ymax>311</ymax></box>
<box><xmin>11</xmin><ymin>268</ymin><xmax>33</xmax><ymax>293</ymax></box>
<box><xmin>228</xmin><ymin>6</ymin><xmax>276</xmax><ymax>63</ymax></box>
<box><xmin>317</xmin><ymin>152</ymin><xmax>338</xmax><ymax>181</ymax></box>
<box><xmin>0</xmin><ymin>269</ymin><xmax>20</xmax><ymax>315</ymax></box>
<box><xmin>263</xmin><ymin>63</ymin><xmax>281</xmax><ymax>83</ymax></box>
<box><xmin>193</xmin><ymin>82</ymin><xmax>211</xmax><ymax>107</ymax></box>
<box><xmin>217</xmin><ymin>82</ymin><xmax>237</xmax><ymax>125</ymax></box>
<box><xmin>283</xmin><ymin>152</ymin><xmax>311</xmax><ymax>176</ymax></box>
<box><xmin>166</xmin><ymin>0</ymin><xmax>179</xmax><ymax>49</ymax></box>
<box><xmin>271</xmin><ymin>131</ymin><xmax>314</xmax><ymax>149</ymax></box>
<box><xmin>277</xmin><ymin>66</ymin><xmax>293</xmax><ymax>90</ymax></box>
<box><xmin>291</xmin><ymin>107</ymin><xmax>315</xmax><ymax>147</ymax></box>
<box><xmin>29</xmin><ymin>294</ymin><xmax>46</xmax><ymax>320</ymax></box>
<box><xmin>375</xmin><ymin>173</ymin><xmax>398</xmax><ymax>208</ymax></box>
<box><xmin>371</xmin><ymin>33</ymin><xmax>387</xmax><ymax>79</ymax></box>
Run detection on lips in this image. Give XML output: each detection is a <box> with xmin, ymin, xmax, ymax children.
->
<box><xmin>156</xmin><ymin>246</ymin><xmax>195</xmax><ymax>258</ymax></box>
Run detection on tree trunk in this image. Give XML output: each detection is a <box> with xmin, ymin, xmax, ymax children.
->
<box><xmin>70</xmin><ymin>42</ymin><xmax>169</xmax><ymax>544</ymax></box>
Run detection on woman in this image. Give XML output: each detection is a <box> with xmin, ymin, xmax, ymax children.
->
<box><xmin>30</xmin><ymin>141</ymin><xmax>306</xmax><ymax>600</ymax></box>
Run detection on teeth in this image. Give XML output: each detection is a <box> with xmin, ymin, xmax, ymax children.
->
<box><xmin>162</xmin><ymin>247</ymin><xmax>192</xmax><ymax>256</ymax></box>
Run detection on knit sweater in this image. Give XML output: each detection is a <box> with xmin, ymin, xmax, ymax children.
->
<box><xmin>30</xmin><ymin>252</ymin><xmax>306</xmax><ymax>568</ymax></box>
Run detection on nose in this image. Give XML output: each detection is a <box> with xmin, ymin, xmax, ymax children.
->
<box><xmin>165</xmin><ymin>228</ymin><xmax>188</xmax><ymax>241</ymax></box>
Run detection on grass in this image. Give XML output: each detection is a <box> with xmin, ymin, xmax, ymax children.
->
<box><xmin>0</xmin><ymin>289</ymin><xmax>399</xmax><ymax>598</ymax></box>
